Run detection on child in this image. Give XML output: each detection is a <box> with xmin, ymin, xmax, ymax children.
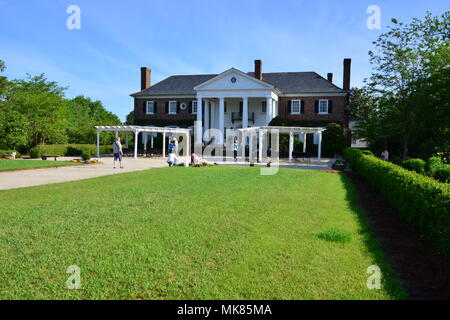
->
<box><xmin>168</xmin><ymin>139</ymin><xmax>174</xmax><ymax>154</ymax></box>
<box><xmin>232</xmin><ymin>140</ymin><xmax>238</xmax><ymax>162</ymax></box>
<box><xmin>167</xmin><ymin>152</ymin><xmax>178</xmax><ymax>167</ymax></box>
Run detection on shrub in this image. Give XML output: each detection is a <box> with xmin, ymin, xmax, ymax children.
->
<box><xmin>30</xmin><ymin>144</ymin><xmax>111</xmax><ymax>158</ymax></box>
<box><xmin>323</xmin><ymin>123</ymin><xmax>345</xmax><ymax>156</ymax></box>
<box><xmin>426</xmin><ymin>157</ymin><xmax>443</xmax><ymax>177</ymax></box>
<box><xmin>361</xmin><ymin>149</ymin><xmax>374</xmax><ymax>156</ymax></box>
<box><xmin>401</xmin><ymin>158</ymin><xmax>426</xmax><ymax>174</ymax></box>
<box><xmin>0</xmin><ymin>150</ymin><xmax>21</xmax><ymax>158</ymax></box>
<box><xmin>434</xmin><ymin>165</ymin><xmax>450</xmax><ymax>183</ymax></box>
<box><xmin>81</xmin><ymin>148</ymin><xmax>92</xmax><ymax>160</ymax></box>
<box><xmin>344</xmin><ymin>147</ymin><xmax>450</xmax><ymax>259</ymax></box>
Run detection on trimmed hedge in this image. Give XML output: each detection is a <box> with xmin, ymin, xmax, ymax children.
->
<box><xmin>426</xmin><ymin>157</ymin><xmax>443</xmax><ymax>177</ymax></box>
<box><xmin>401</xmin><ymin>158</ymin><xmax>426</xmax><ymax>174</ymax></box>
<box><xmin>435</xmin><ymin>165</ymin><xmax>450</xmax><ymax>183</ymax></box>
<box><xmin>0</xmin><ymin>150</ymin><xmax>21</xmax><ymax>158</ymax></box>
<box><xmin>344</xmin><ymin>148</ymin><xmax>450</xmax><ymax>259</ymax></box>
<box><xmin>30</xmin><ymin>144</ymin><xmax>112</xmax><ymax>158</ymax></box>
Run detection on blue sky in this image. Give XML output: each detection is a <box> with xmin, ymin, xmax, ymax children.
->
<box><xmin>0</xmin><ymin>0</ymin><xmax>448</xmax><ymax>121</ymax></box>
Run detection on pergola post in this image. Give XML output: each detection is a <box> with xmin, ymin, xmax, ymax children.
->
<box><xmin>115</xmin><ymin>130</ymin><xmax>118</xmax><ymax>138</ymax></box>
<box><xmin>134</xmin><ymin>130</ymin><xmax>139</xmax><ymax>159</ymax></box>
<box><xmin>151</xmin><ymin>134</ymin><xmax>154</xmax><ymax>149</ymax></box>
<box><xmin>249</xmin><ymin>132</ymin><xmax>254</xmax><ymax>162</ymax></box>
<box><xmin>162</xmin><ymin>131</ymin><xmax>166</xmax><ymax>158</ymax></box>
<box><xmin>240</xmin><ymin>130</ymin><xmax>246</xmax><ymax>159</ymax></box>
<box><xmin>126</xmin><ymin>132</ymin><xmax>129</xmax><ymax>148</ymax></box>
<box><xmin>317</xmin><ymin>132</ymin><xmax>322</xmax><ymax>163</ymax></box>
<box><xmin>303</xmin><ymin>133</ymin><xmax>307</xmax><ymax>153</ymax></box>
<box><xmin>258</xmin><ymin>130</ymin><xmax>263</xmax><ymax>162</ymax></box>
<box><xmin>96</xmin><ymin>130</ymin><xmax>100</xmax><ymax>158</ymax></box>
<box><xmin>288</xmin><ymin>132</ymin><xmax>294</xmax><ymax>163</ymax></box>
<box><xmin>144</xmin><ymin>133</ymin><xmax>148</xmax><ymax>154</ymax></box>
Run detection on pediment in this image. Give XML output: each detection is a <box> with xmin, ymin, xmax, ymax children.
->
<box><xmin>194</xmin><ymin>68</ymin><xmax>273</xmax><ymax>91</ymax></box>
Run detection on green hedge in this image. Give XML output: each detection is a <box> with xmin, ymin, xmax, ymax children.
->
<box><xmin>426</xmin><ymin>157</ymin><xmax>443</xmax><ymax>177</ymax></box>
<box><xmin>435</xmin><ymin>165</ymin><xmax>450</xmax><ymax>183</ymax></box>
<box><xmin>344</xmin><ymin>147</ymin><xmax>450</xmax><ymax>259</ymax></box>
<box><xmin>401</xmin><ymin>158</ymin><xmax>426</xmax><ymax>174</ymax></box>
<box><xmin>30</xmin><ymin>144</ymin><xmax>112</xmax><ymax>158</ymax></box>
<box><xmin>0</xmin><ymin>150</ymin><xmax>22</xmax><ymax>158</ymax></box>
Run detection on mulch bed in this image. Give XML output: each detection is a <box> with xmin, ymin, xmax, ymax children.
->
<box><xmin>346</xmin><ymin>171</ymin><xmax>450</xmax><ymax>300</ymax></box>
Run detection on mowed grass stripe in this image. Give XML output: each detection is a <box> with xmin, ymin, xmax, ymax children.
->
<box><xmin>0</xmin><ymin>167</ymin><xmax>406</xmax><ymax>299</ymax></box>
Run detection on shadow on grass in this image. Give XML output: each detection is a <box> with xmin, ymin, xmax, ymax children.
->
<box><xmin>338</xmin><ymin>173</ymin><xmax>408</xmax><ymax>300</ymax></box>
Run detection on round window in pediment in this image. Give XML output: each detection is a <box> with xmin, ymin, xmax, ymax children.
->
<box><xmin>230</xmin><ymin>77</ymin><xmax>237</xmax><ymax>83</ymax></box>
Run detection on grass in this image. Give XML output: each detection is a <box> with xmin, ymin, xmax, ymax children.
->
<box><xmin>0</xmin><ymin>167</ymin><xmax>406</xmax><ymax>299</ymax></box>
<box><xmin>0</xmin><ymin>159</ymin><xmax>78</xmax><ymax>172</ymax></box>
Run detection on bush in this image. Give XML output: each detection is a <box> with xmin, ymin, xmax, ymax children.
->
<box><xmin>434</xmin><ymin>165</ymin><xmax>450</xmax><ymax>183</ymax></box>
<box><xmin>322</xmin><ymin>123</ymin><xmax>345</xmax><ymax>156</ymax></box>
<box><xmin>401</xmin><ymin>158</ymin><xmax>426</xmax><ymax>174</ymax></box>
<box><xmin>344</xmin><ymin>147</ymin><xmax>450</xmax><ymax>260</ymax></box>
<box><xmin>426</xmin><ymin>157</ymin><xmax>443</xmax><ymax>177</ymax></box>
<box><xmin>81</xmin><ymin>148</ymin><xmax>92</xmax><ymax>160</ymax></box>
<box><xmin>30</xmin><ymin>144</ymin><xmax>111</xmax><ymax>158</ymax></box>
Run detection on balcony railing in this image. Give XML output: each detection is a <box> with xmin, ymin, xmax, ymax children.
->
<box><xmin>231</xmin><ymin>112</ymin><xmax>255</xmax><ymax>123</ymax></box>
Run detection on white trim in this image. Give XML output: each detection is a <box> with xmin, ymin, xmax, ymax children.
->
<box><xmin>291</xmin><ymin>100</ymin><xmax>301</xmax><ymax>114</ymax></box>
<box><xmin>168</xmin><ymin>101</ymin><xmax>177</xmax><ymax>114</ymax></box>
<box><xmin>146</xmin><ymin>101</ymin><xmax>155</xmax><ymax>114</ymax></box>
<box><xmin>318</xmin><ymin>99</ymin><xmax>329</xmax><ymax>114</ymax></box>
<box><xmin>191</xmin><ymin>100</ymin><xmax>198</xmax><ymax>114</ymax></box>
<box><xmin>282</xmin><ymin>93</ymin><xmax>346</xmax><ymax>97</ymax></box>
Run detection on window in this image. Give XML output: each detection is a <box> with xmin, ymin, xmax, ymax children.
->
<box><xmin>146</xmin><ymin>101</ymin><xmax>155</xmax><ymax>114</ymax></box>
<box><xmin>319</xmin><ymin>100</ymin><xmax>329</xmax><ymax>114</ymax></box>
<box><xmin>291</xmin><ymin>100</ymin><xmax>301</xmax><ymax>114</ymax></box>
<box><xmin>192</xmin><ymin>101</ymin><xmax>198</xmax><ymax>114</ymax></box>
<box><xmin>169</xmin><ymin>101</ymin><xmax>177</xmax><ymax>114</ymax></box>
<box><xmin>262</xmin><ymin>101</ymin><xmax>267</xmax><ymax>113</ymax></box>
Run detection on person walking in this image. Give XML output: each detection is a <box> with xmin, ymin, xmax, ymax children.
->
<box><xmin>232</xmin><ymin>139</ymin><xmax>239</xmax><ymax>162</ymax></box>
<box><xmin>381</xmin><ymin>149</ymin><xmax>389</xmax><ymax>161</ymax></box>
<box><xmin>113</xmin><ymin>137</ymin><xmax>124</xmax><ymax>169</ymax></box>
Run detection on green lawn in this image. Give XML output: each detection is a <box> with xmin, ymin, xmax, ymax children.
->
<box><xmin>0</xmin><ymin>167</ymin><xmax>406</xmax><ymax>299</ymax></box>
<box><xmin>0</xmin><ymin>159</ymin><xmax>78</xmax><ymax>172</ymax></box>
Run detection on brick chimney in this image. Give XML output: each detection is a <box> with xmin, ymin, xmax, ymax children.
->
<box><xmin>343</xmin><ymin>58</ymin><xmax>351</xmax><ymax>91</ymax></box>
<box><xmin>140</xmin><ymin>67</ymin><xmax>151</xmax><ymax>91</ymax></box>
<box><xmin>254</xmin><ymin>59</ymin><xmax>262</xmax><ymax>80</ymax></box>
<box><xmin>327</xmin><ymin>73</ymin><xmax>333</xmax><ymax>83</ymax></box>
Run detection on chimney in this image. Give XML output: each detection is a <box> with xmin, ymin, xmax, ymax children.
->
<box><xmin>343</xmin><ymin>58</ymin><xmax>351</xmax><ymax>91</ymax></box>
<box><xmin>327</xmin><ymin>73</ymin><xmax>333</xmax><ymax>83</ymax></box>
<box><xmin>140</xmin><ymin>67</ymin><xmax>151</xmax><ymax>91</ymax></box>
<box><xmin>254</xmin><ymin>59</ymin><xmax>262</xmax><ymax>80</ymax></box>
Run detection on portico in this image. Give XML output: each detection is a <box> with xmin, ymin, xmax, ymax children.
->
<box><xmin>193</xmin><ymin>68</ymin><xmax>279</xmax><ymax>145</ymax></box>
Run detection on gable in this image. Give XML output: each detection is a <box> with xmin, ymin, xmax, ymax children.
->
<box><xmin>194</xmin><ymin>68</ymin><xmax>274</xmax><ymax>91</ymax></box>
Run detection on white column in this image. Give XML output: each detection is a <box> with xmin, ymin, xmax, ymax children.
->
<box><xmin>186</xmin><ymin>133</ymin><xmax>190</xmax><ymax>156</ymax></box>
<box><xmin>242</xmin><ymin>97</ymin><xmax>248</xmax><ymax>129</ymax></box>
<box><xmin>115</xmin><ymin>130</ymin><xmax>118</xmax><ymax>138</ymax></box>
<box><xmin>317</xmin><ymin>132</ymin><xmax>322</xmax><ymax>162</ymax></box>
<box><xmin>134</xmin><ymin>131</ymin><xmax>139</xmax><ymax>159</ymax></box>
<box><xmin>151</xmin><ymin>134</ymin><xmax>154</xmax><ymax>149</ymax></box>
<box><xmin>162</xmin><ymin>132</ymin><xmax>166</xmax><ymax>158</ymax></box>
<box><xmin>288</xmin><ymin>132</ymin><xmax>294</xmax><ymax>162</ymax></box>
<box><xmin>249</xmin><ymin>132</ymin><xmax>253</xmax><ymax>162</ymax></box>
<box><xmin>196</xmin><ymin>97</ymin><xmax>203</xmax><ymax>144</ymax></box>
<box><xmin>219</xmin><ymin>97</ymin><xmax>225</xmax><ymax>145</ymax></box>
<box><xmin>204</xmin><ymin>100</ymin><xmax>209</xmax><ymax>141</ymax></box>
<box><xmin>266</xmin><ymin>97</ymin><xmax>272</xmax><ymax>125</ymax></box>
<box><xmin>303</xmin><ymin>133</ymin><xmax>307</xmax><ymax>153</ymax></box>
<box><xmin>240</xmin><ymin>131</ymin><xmax>246</xmax><ymax>159</ymax></box>
<box><xmin>96</xmin><ymin>130</ymin><xmax>100</xmax><ymax>157</ymax></box>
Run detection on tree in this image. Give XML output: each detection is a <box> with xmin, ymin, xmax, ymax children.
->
<box><xmin>0</xmin><ymin>110</ymin><xmax>28</xmax><ymax>150</ymax></box>
<box><xmin>360</xmin><ymin>11</ymin><xmax>450</xmax><ymax>159</ymax></box>
<box><xmin>125</xmin><ymin>110</ymin><xmax>134</xmax><ymax>125</ymax></box>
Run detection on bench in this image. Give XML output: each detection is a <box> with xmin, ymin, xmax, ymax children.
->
<box><xmin>41</xmin><ymin>155</ymin><xmax>60</xmax><ymax>161</ymax></box>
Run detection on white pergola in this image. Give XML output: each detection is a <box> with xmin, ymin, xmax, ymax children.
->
<box><xmin>238</xmin><ymin>126</ymin><xmax>326</xmax><ymax>163</ymax></box>
<box><xmin>95</xmin><ymin>125</ymin><xmax>191</xmax><ymax>159</ymax></box>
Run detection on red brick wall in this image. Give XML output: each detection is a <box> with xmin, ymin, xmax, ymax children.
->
<box><xmin>134</xmin><ymin>98</ymin><xmax>197</xmax><ymax>122</ymax></box>
<box><xmin>278</xmin><ymin>96</ymin><xmax>347</xmax><ymax>125</ymax></box>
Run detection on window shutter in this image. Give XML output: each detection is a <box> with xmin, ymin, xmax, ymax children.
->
<box><xmin>239</xmin><ymin>101</ymin><xmax>243</xmax><ymax>113</ymax></box>
<box><xmin>188</xmin><ymin>101</ymin><xmax>192</xmax><ymax>114</ymax></box>
<box><xmin>165</xmin><ymin>101</ymin><xmax>169</xmax><ymax>114</ymax></box>
<box><xmin>328</xmin><ymin>100</ymin><xmax>333</xmax><ymax>113</ymax></box>
<box><xmin>143</xmin><ymin>101</ymin><xmax>147</xmax><ymax>114</ymax></box>
<box><xmin>154</xmin><ymin>101</ymin><xmax>158</xmax><ymax>113</ymax></box>
<box><xmin>287</xmin><ymin>100</ymin><xmax>292</xmax><ymax>114</ymax></box>
<box><xmin>224</xmin><ymin>101</ymin><xmax>227</xmax><ymax>113</ymax></box>
<box><xmin>301</xmin><ymin>100</ymin><xmax>305</xmax><ymax>114</ymax></box>
<box><xmin>177</xmin><ymin>101</ymin><xmax>180</xmax><ymax>113</ymax></box>
<box><xmin>314</xmin><ymin>100</ymin><xmax>319</xmax><ymax>113</ymax></box>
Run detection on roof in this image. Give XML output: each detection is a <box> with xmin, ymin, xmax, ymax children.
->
<box><xmin>131</xmin><ymin>71</ymin><xmax>344</xmax><ymax>97</ymax></box>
